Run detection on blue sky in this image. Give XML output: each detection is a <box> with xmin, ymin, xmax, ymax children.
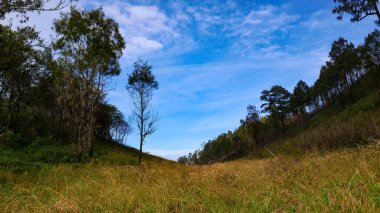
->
<box><xmin>2</xmin><ymin>0</ymin><xmax>377</xmax><ymax>160</ymax></box>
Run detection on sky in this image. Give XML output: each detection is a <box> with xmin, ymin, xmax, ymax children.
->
<box><xmin>1</xmin><ymin>0</ymin><xmax>377</xmax><ymax>160</ymax></box>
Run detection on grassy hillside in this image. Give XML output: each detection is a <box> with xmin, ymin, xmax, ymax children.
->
<box><xmin>254</xmin><ymin>94</ymin><xmax>380</xmax><ymax>158</ymax></box>
<box><xmin>0</xmin><ymin>143</ymin><xmax>379</xmax><ymax>212</ymax></box>
<box><xmin>0</xmin><ymin>137</ymin><xmax>167</xmax><ymax>172</ymax></box>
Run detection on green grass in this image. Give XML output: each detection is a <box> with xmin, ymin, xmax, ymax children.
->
<box><xmin>0</xmin><ymin>134</ymin><xmax>166</xmax><ymax>173</ymax></box>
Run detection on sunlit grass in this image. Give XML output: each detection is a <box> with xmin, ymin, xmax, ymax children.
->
<box><xmin>1</xmin><ymin>143</ymin><xmax>379</xmax><ymax>212</ymax></box>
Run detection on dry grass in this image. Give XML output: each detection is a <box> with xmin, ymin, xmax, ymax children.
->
<box><xmin>0</xmin><ymin>144</ymin><xmax>379</xmax><ymax>212</ymax></box>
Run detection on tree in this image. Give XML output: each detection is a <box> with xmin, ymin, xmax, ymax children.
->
<box><xmin>0</xmin><ymin>25</ymin><xmax>45</xmax><ymax>131</ymax></box>
<box><xmin>52</xmin><ymin>7</ymin><xmax>125</xmax><ymax>161</ymax></box>
<box><xmin>178</xmin><ymin>156</ymin><xmax>189</xmax><ymax>164</ymax></box>
<box><xmin>0</xmin><ymin>0</ymin><xmax>75</xmax><ymax>22</ymax></box>
<box><xmin>260</xmin><ymin>85</ymin><xmax>291</xmax><ymax>127</ymax></box>
<box><xmin>332</xmin><ymin>0</ymin><xmax>380</xmax><ymax>25</ymax></box>
<box><xmin>290</xmin><ymin>80</ymin><xmax>311</xmax><ymax>114</ymax></box>
<box><xmin>240</xmin><ymin>105</ymin><xmax>262</xmax><ymax>148</ymax></box>
<box><xmin>95</xmin><ymin>103</ymin><xmax>132</xmax><ymax>143</ymax></box>
<box><xmin>360</xmin><ymin>29</ymin><xmax>380</xmax><ymax>71</ymax></box>
<box><xmin>359</xmin><ymin>29</ymin><xmax>380</xmax><ymax>91</ymax></box>
<box><xmin>126</xmin><ymin>59</ymin><xmax>158</xmax><ymax>164</ymax></box>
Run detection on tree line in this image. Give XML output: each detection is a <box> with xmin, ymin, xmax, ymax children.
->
<box><xmin>0</xmin><ymin>2</ymin><xmax>158</xmax><ymax>163</ymax></box>
<box><xmin>179</xmin><ymin>30</ymin><xmax>380</xmax><ymax>164</ymax></box>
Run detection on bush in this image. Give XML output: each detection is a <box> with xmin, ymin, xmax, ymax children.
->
<box><xmin>26</xmin><ymin>137</ymin><xmax>75</xmax><ymax>163</ymax></box>
<box><xmin>0</xmin><ymin>130</ymin><xmax>22</xmax><ymax>148</ymax></box>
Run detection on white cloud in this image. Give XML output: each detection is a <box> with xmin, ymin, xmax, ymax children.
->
<box><xmin>97</xmin><ymin>3</ymin><xmax>175</xmax><ymax>59</ymax></box>
<box><xmin>128</xmin><ymin>36</ymin><xmax>163</xmax><ymax>54</ymax></box>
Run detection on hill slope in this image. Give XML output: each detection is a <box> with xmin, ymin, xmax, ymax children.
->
<box><xmin>259</xmin><ymin>94</ymin><xmax>380</xmax><ymax>158</ymax></box>
<box><xmin>0</xmin><ymin>138</ymin><xmax>168</xmax><ymax>171</ymax></box>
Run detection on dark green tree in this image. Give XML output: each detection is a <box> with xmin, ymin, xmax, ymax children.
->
<box><xmin>359</xmin><ymin>29</ymin><xmax>380</xmax><ymax>91</ymax></box>
<box><xmin>126</xmin><ymin>59</ymin><xmax>159</xmax><ymax>164</ymax></box>
<box><xmin>178</xmin><ymin>156</ymin><xmax>189</xmax><ymax>164</ymax></box>
<box><xmin>333</xmin><ymin>0</ymin><xmax>380</xmax><ymax>25</ymax></box>
<box><xmin>260</xmin><ymin>85</ymin><xmax>291</xmax><ymax>127</ymax></box>
<box><xmin>290</xmin><ymin>80</ymin><xmax>311</xmax><ymax>114</ymax></box>
<box><xmin>0</xmin><ymin>25</ymin><xmax>45</xmax><ymax>131</ymax></box>
<box><xmin>240</xmin><ymin>105</ymin><xmax>262</xmax><ymax>148</ymax></box>
<box><xmin>95</xmin><ymin>103</ymin><xmax>132</xmax><ymax>143</ymax></box>
<box><xmin>360</xmin><ymin>29</ymin><xmax>380</xmax><ymax>71</ymax></box>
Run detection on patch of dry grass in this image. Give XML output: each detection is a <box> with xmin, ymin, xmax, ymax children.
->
<box><xmin>0</xmin><ymin>144</ymin><xmax>379</xmax><ymax>212</ymax></box>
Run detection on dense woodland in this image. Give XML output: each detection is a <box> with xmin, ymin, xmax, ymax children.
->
<box><xmin>179</xmin><ymin>30</ymin><xmax>380</xmax><ymax>164</ymax></box>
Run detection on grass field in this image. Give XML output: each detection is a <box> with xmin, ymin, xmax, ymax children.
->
<box><xmin>0</xmin><ymin>142</ymin><xmax>379</xmax><ymax>212</ymax></box>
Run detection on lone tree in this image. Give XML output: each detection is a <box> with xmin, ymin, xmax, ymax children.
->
<box><xmin>127</xmin><ymin>59</ymin><xmax>158</xmax><ymax>164</ymax></box>
<box><xmin>333</xmin><ymin>0</ymin><xmax>380</xmax><ymax>25</ymax></box>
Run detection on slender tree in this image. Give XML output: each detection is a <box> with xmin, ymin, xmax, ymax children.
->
<box><xmin>126</xmin><ymin>59</ymin><xmax>158</xmax><ymax>164</ymax></box>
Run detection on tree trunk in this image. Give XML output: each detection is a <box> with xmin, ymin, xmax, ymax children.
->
<box><xmin>139</xmin><ymin>132</ymin><xmax>143</xmax><ymax>164</ymax></box>
<box><xmin>139</xmin><ymin>89</ymin><xmax>144</xmax><ymax>164</ymax></box>
<box><xmin>89</xmin><ymin>147</ymin><xmax>93</xmax><ymax>158</ymax></box>
<box><xmin>76</xmin><ymin>150</ymin><xmax>82</xmax><ymax>162</ymax></box>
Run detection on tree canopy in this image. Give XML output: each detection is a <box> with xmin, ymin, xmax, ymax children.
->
<box><xmin>0</xmin><ymin>0</ymin><xmax>75</xmax><ymax>22</ymax></box>
<box><xmin>333</xmin><ymin>0</ymin><xmax>380</xmax><ymax>25</ymax></box>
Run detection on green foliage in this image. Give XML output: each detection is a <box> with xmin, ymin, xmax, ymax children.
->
<box><xmin>260</xmin><ymin>85</ymin><xmax>291</xmax><ymax>126</ymax></box>
<box><xmin>0</xmin><ymin>132</ymin><xmax>163</xmax><ymax>172</ymax></box>
<box><xmin>53</xmin><ymin>6</ymin><xmax>125</xmax><ymax>76</ymax></box>
<box><xmin>0</xmin><ymin>0</ymin><xmax>75</xmax><ymax>22</ymax></box>
<box><xmin>290</xmin><ymin>80</ymin><xmax>311</xmax><ymax>114</ymax></box>
<box><xmin>127</xmin><ymin>59</ymin><xmax>159</xmax><ymax>89</ymax></box>
<box><xmin>333</xmin><ymin>0</ymin><xmax>380</xmax><ymax>25</ymax></box>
